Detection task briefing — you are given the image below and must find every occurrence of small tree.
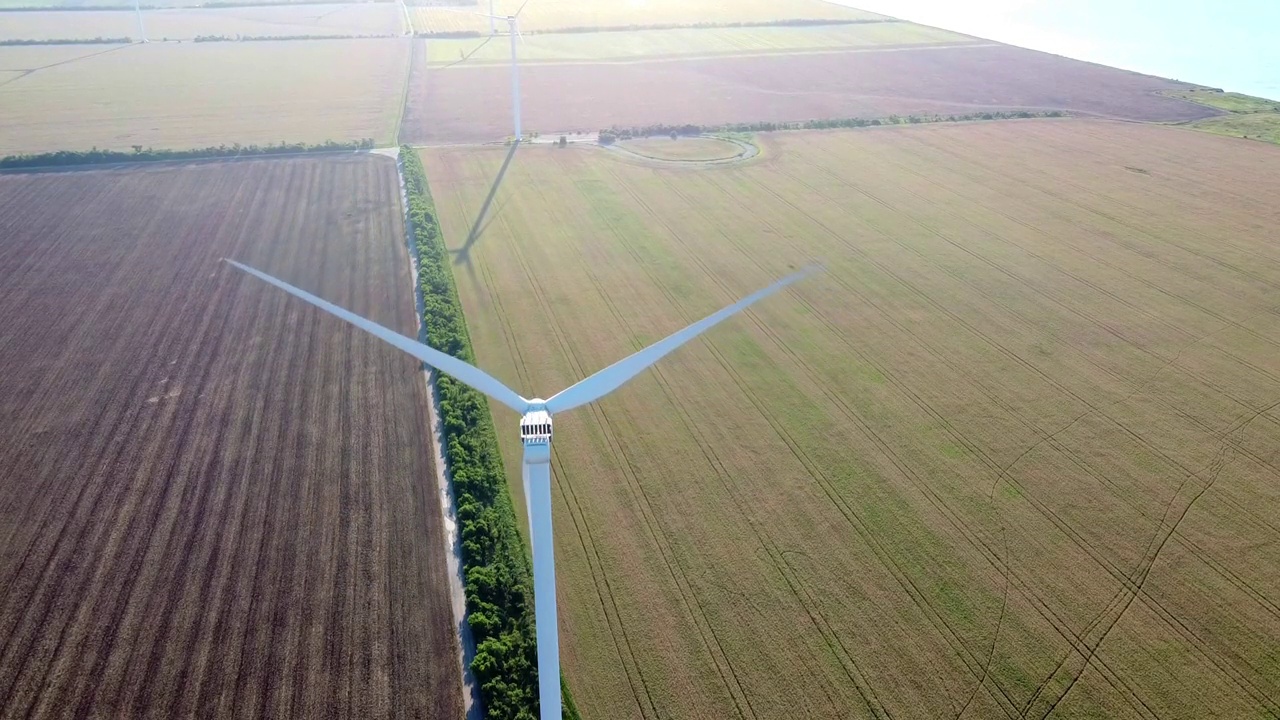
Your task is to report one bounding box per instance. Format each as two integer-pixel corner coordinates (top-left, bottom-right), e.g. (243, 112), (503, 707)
(558, 136), (567, 148)
(670, 131), (678, 140)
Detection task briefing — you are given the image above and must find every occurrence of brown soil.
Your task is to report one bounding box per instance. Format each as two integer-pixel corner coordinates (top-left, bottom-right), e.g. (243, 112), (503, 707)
(0, 155), (463, 719)
(403, 43), (1220, 144)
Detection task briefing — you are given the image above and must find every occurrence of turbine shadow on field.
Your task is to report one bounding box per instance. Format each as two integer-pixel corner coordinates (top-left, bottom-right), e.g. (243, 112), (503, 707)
(450, 140), (519, 280)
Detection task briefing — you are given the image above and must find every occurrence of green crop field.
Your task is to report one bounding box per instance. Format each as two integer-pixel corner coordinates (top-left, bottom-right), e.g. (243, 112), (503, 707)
(0, 38), (408, 154)
(422, 120), (1280, 720)
(1166, 88), (1280, 114)
(411, 0), (884, 35)
(1165, 89), (1280, 146)
(0, 3), (403, 41)
(617, 136), (746, 161)
(1191, 113), (1280, 144)
(425, 21), (975, 65)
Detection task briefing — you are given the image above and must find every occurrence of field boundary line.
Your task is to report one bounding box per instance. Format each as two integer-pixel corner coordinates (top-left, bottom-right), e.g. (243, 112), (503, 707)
(425, 39), (999, 69)
(0, 147), (379, 174)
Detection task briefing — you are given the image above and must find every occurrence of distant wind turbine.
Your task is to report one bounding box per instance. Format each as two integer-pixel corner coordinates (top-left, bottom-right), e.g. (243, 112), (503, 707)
(224, 258), (818, 720)
(437, 0), (533, 141)
(134, 0), (147, 43)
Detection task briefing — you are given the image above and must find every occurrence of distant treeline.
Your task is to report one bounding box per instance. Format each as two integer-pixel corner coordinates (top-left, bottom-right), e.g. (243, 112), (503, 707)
(400, 146), (581, 720)
(0, 36), (130, 44)
(597, 110), (1068, 143)
(416, 16), (900, 38)
(0, 0), (392, 10)
(192, 33), (390, 41)
(0, 138), (376, 170)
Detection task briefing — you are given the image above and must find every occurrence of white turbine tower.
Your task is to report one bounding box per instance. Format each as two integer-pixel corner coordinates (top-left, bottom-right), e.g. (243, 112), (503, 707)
(134, 0), (147, 43)
(437, 0), (531, 141)
(225, 259), (817, 720)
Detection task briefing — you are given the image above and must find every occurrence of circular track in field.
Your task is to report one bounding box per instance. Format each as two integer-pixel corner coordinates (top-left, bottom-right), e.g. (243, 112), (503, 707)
(607, 135), (759, 167)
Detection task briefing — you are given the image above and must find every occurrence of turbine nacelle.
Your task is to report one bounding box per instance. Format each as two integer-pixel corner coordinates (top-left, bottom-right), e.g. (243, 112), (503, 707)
(520, 402), (552, 445)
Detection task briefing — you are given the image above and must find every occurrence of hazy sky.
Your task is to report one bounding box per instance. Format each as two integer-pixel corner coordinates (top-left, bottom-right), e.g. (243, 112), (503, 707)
(830, 0), (1280, 99)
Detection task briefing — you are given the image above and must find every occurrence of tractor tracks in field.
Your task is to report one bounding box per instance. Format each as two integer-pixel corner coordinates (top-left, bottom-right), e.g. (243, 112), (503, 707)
(658, 172), (1043, 718)
(1026, 438), (1232, 719)
(764, 161), (1280, 715)
(801, 143), (1280, 532)
(910, 129), (1280, 372)
(741, 161), (1279, 716)
(896, 132), (1280, 417)
(786, 150), (1280, 552)
(1005, 124), (1280, 275)
(1027, 400), (1280, 719)
(533, 176), (766, 720)
(608, 168), (1030, 719)
(702, 167), (1190, 717)
(864, 136), (1280, 536)
(594, 174), (899, 719)
(0, 43), (135, 89)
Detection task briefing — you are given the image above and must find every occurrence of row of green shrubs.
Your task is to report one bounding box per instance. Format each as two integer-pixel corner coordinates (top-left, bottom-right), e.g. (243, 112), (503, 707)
(192, 33), (390, 42)
(400, 147), (580, 720)
(596, 109), (1068, 143)
(415, 16), (898, 38)
(0, 138), (375, 169)
(0, 37), (130, 45)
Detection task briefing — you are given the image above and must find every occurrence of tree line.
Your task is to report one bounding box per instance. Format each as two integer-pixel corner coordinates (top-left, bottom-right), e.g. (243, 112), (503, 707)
(0, 37), (130, 45)
(416, 16), (900, 38)
(596, 110), (1067, 144)
(0, 138), (376, 170)
(399, 146), (581, 720)
(192, 33), (390, 42)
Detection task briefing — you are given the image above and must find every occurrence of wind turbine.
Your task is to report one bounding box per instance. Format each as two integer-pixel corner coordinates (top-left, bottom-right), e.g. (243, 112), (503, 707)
(224, 259), (818, 720)
(437, 0), (532, 141)
(134, 0), (147, 43)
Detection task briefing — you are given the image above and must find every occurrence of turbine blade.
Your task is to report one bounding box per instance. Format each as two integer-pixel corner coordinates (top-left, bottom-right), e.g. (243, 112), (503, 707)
(545, 265), (820, 413)
(225, 259), (529, 413)
(515, 0), (533, 17)
(524, 444), (561, 720)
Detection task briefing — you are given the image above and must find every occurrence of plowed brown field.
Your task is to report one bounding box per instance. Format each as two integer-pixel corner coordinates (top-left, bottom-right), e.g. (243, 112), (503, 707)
(403, 43), (1217, 144)
(0, 155), (463, 719)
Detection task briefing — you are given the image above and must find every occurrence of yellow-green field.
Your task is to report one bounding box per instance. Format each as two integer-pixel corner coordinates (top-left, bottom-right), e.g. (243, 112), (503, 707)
(423, 120), (1280, 720)
(1190, 114), (1280, 144)
(426, 21), (974, 65)
(616, 136), (745, 162)
(411, 0), (884, 35)
(1166, 88), (1280, 114)
(0, 42), (120, 69)
(1165, 89), (1280, 146)
(0, 39), (408, 154)
(0, 3), (403, 41)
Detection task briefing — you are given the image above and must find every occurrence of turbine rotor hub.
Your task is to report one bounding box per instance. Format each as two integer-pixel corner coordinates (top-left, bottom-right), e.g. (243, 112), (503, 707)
(521, 404), (552, 444)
